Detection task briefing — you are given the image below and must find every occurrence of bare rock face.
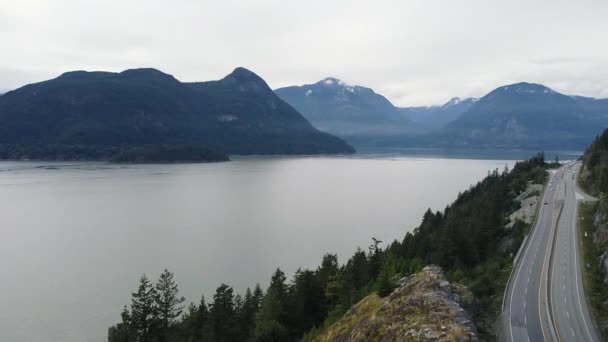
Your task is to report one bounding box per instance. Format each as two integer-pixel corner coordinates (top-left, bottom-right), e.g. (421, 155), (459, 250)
(314, 265), (479, 342)
(591, 194), (608, 284)
(506, 182), (543, 229)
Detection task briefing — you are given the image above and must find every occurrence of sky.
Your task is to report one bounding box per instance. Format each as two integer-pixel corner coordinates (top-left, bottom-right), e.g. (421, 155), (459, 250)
(1, 0), (608, 106)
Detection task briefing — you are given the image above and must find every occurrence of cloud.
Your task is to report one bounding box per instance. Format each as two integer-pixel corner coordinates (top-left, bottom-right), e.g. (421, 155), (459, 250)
(1, 0), (607, 105)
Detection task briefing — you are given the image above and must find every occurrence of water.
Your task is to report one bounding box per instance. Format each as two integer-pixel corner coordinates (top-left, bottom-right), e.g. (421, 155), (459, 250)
(0, 154), (537, 341)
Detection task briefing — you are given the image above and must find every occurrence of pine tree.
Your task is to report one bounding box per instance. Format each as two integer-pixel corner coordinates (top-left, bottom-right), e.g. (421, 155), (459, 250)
(130, 274), (157, 342)
(240, 288), (258, 340)
(252, 284), (264, 311)
(154, 269), (185, 342)
(197, 295), (210, 339)
(375, 265), (394, 297)
(255, 269), (289, 342)
(107, 306), (132, 342)
(209, 283), (237, 342)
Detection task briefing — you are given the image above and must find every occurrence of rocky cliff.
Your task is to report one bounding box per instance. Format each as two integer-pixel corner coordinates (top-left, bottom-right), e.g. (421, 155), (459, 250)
(313, 266), (479, 342)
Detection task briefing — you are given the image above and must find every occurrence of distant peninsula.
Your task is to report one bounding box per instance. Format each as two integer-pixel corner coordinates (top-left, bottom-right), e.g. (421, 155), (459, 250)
(109, 145), (229, 164)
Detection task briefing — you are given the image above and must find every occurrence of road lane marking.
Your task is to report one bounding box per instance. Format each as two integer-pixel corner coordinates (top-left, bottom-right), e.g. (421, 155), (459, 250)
(572, 201), (595, 341)
(509, 178), (552, 342)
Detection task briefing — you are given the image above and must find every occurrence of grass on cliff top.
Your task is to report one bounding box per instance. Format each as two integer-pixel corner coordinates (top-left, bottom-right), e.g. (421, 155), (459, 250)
(578, 201), (608, 338)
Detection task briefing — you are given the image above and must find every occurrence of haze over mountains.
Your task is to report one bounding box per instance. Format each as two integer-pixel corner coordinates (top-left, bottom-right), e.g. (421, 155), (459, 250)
(277, 79), (608, 150)
(275, 78), (416, 138)
(0, 67), (354, 160)
(399, 97), (478, 130)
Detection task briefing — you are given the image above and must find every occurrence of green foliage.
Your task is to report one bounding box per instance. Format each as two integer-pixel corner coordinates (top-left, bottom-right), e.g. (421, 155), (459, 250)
(130, 275), (157, 342)
(208, 284), (239, 342)
(109, 145), (229, 163)
(154, 270), (185, 342)
(581, 129), (608, 195)
(579, 202), (608, 338)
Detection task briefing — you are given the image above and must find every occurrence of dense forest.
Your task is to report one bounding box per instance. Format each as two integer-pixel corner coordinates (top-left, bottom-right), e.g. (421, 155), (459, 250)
(580, 128), (608, 195)
(108, 153), (552, 342)
(108, 145), (229, 163)
(579, 128), (608, 336)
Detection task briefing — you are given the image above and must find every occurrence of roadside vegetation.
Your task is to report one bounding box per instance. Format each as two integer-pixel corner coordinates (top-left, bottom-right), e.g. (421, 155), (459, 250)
(578, 201), (608, 337)
(107, 153), (552, 342)
(578, 128), (608, 338)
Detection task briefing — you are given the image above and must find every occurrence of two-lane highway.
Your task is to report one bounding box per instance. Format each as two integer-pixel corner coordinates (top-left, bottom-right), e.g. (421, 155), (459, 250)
(549, 164), (601, 342)
(502, 163), (602, 342)
(503, 168), (560, 342)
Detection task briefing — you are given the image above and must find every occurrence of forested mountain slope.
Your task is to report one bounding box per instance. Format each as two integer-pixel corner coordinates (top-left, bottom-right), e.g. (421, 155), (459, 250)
(0, 67), (354, 160)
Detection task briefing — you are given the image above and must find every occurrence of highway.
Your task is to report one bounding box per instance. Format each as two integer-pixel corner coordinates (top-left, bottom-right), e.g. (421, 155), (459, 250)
(502, 162), (602, 342)
(549, 163), (601, 341)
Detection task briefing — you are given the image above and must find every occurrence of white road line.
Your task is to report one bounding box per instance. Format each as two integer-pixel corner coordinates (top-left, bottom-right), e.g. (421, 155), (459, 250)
(567, 311), (570, 319)
(509, 183), (549, 342)
(572, 201), (595, 341)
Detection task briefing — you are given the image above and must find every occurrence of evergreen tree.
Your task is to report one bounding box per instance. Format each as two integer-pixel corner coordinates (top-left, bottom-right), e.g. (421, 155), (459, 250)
(108, 306), (132, 342)
(209, 283), (238, 342)
(375, 265), (394, 297)
(252, 284), (264, 310)
(290, 269), (326, 337)
(256, 269), (289, 342)
(154, 269), (185, 342)
(240, 288), (258, 340)
(197, 295), (210, 339)
(130, 274), (157, 342)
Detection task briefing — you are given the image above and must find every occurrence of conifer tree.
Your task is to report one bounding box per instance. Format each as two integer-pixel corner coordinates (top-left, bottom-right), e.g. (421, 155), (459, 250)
(154, 269), (185, 342)
(209, 283), (238, 342)
(252, 284), (264, 310)
(130, 274), (157, 342)
(256, 269), (289, 341)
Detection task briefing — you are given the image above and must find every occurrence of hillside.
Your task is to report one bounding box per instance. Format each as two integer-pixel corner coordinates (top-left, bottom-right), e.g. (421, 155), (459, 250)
(579, 128), (608, 335)
(275, 78), (418, 139)
(0, 67), (354, 160)
(313, 265), (478, 342)
(580, 128), (608, 195)
(440, 83), (601, 147)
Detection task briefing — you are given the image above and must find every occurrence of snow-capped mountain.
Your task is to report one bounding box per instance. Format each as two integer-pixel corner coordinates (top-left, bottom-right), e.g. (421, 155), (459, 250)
(275, 78), (418, 139)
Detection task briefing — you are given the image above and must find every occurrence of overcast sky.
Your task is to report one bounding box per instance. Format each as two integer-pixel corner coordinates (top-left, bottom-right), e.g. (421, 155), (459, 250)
(1, 0), (607, 106)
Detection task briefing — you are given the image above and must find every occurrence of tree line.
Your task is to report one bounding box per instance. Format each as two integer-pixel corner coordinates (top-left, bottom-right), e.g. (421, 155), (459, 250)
(109, 152), (551, 341)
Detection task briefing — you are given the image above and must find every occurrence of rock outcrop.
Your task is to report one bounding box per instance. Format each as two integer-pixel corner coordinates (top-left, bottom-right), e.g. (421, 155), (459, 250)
(314, 266), (479, 342)
(507, 183), (543, 228)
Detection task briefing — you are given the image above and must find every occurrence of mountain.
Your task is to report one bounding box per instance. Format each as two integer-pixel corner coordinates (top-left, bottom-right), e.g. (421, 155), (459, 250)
(437, 82), (608, 149)
(0, 67), (354, 160)
(399, 97), (478, 130)
(275, 78), (419, 139)
(372, 82), (608, 150)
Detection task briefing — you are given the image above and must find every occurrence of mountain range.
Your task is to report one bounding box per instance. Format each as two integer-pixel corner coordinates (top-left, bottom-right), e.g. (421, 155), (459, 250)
(276, 79), (608, 150)
(0, 67), (354, 160)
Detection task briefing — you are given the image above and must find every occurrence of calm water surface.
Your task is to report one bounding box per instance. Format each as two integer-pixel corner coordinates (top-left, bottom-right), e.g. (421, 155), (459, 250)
(1, 155), (523, 341)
